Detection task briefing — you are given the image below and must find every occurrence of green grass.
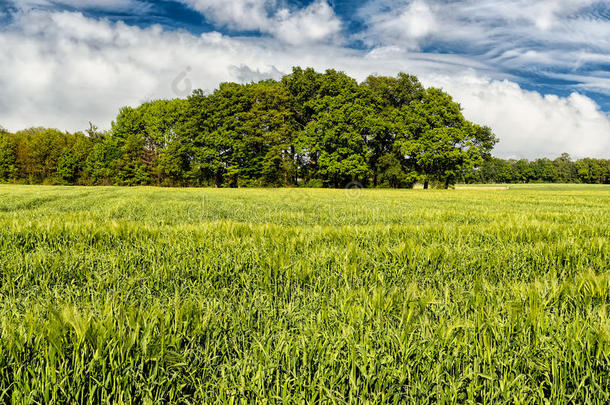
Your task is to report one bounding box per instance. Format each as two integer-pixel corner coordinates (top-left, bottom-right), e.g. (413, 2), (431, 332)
(0, 184), (609, 403)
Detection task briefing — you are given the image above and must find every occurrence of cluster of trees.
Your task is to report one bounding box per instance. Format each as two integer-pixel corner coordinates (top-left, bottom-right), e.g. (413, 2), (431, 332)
(0, 67), (497, 188)
(2, 67), (607, 188)
(464, 154), (610, 184)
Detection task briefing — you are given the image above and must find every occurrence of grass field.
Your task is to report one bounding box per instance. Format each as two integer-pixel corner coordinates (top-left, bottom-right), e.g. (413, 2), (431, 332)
(0, 184), (609, 403)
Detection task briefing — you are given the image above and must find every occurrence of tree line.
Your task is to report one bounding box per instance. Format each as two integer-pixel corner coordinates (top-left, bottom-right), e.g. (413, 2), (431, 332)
(464, 154), (610, 184)
(0, 67), (607, 188)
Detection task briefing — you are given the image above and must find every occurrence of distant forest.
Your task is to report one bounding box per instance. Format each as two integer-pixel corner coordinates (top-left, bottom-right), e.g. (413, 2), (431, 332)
(468, 154), (609, 185)
(0, 67), (608, 187)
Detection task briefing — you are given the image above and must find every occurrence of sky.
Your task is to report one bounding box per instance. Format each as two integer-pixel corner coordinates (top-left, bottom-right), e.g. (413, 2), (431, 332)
(0, 0), (609, 158)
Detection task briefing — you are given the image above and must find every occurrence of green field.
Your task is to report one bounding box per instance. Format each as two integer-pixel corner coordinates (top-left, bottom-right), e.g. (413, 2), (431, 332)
(0, 184), (609, 403)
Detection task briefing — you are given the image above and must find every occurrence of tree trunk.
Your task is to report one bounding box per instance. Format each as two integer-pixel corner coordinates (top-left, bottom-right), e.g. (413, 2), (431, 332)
(423, 180), (429, 189)
(215, 170), (223, 188)
(373, 167), (378, 187)
(444, 177), (450, 189)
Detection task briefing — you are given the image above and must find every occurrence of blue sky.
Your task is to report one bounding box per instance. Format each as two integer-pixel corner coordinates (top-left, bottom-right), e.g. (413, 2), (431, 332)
(1, 0), (609, 157)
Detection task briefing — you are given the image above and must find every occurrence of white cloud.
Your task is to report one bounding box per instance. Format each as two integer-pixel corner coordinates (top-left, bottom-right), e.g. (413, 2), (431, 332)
(271, 1), (341, 45)
(425, 75), (610, 159)
(492, 0), (599, 30)
(359, 0), (609, 57)
(178, 0), (342, 45)
(0, 9), (608, 159)
(357, 0), (610, 127)
(179, 0), (270, 31)
(362, 0), (438, 49)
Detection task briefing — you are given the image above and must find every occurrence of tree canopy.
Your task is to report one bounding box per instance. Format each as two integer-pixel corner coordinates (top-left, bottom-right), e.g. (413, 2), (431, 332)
(1, 67), (606, 187)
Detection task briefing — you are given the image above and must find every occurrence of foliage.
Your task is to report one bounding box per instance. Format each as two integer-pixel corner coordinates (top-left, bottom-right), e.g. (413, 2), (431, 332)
(0, 68), (501, 188)
(466, 153), (610, 184)
(0, 129), (17, 181)
(56, 149), (79, 184)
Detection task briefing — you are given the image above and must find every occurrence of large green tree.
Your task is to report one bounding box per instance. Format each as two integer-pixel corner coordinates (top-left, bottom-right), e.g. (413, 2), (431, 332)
(284, 69), (374, 187)
(362, 74), (426, 187)
(84, 136), (122, 185)
(240, 81), (295, 186)
(0, 129), (17, 182)
(553, 153), (577, 183)
(15, 128), (67, 183)
(576, 158), (609, 184)
(191, 82), (252, 187)
(111, 107), (151, 185)
(397, 88), (497, 188)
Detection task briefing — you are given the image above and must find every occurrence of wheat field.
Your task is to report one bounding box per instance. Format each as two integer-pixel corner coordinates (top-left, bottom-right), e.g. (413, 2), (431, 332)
(0, 184), (608, 403)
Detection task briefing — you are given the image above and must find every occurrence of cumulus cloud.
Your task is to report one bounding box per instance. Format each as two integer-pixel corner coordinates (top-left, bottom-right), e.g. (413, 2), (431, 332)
(425, 75), (610, 159)
(178, 0), (270, 31)
(271, 1), (341, 45)
(362, 0), (438, 49)
(0, 8), (608, 159)
(178, 0), (342, 44)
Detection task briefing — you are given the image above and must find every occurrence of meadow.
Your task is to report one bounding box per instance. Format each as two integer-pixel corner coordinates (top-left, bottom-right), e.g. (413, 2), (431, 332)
(0, 184), (608, 403)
